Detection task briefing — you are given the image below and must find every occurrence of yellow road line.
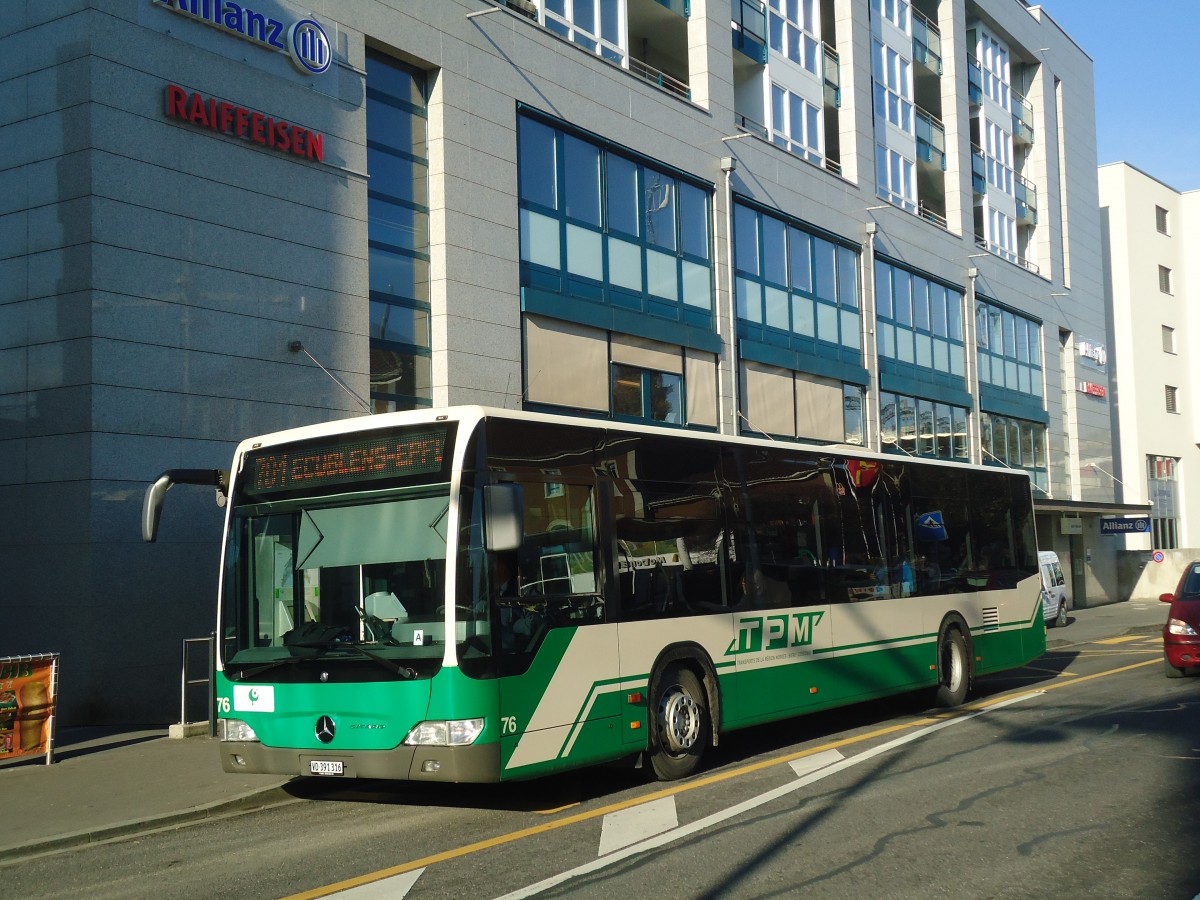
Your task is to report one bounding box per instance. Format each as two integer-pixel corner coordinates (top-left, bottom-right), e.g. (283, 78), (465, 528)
(1094, 635), (1145, 645)
(281, 656), (1159, 900)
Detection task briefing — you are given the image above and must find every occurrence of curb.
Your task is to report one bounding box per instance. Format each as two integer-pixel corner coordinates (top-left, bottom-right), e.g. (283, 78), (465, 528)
(0, 784), (296, 864)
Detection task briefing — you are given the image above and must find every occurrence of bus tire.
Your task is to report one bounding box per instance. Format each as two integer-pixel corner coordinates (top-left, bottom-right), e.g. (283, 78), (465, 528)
(650, 664), (708, 781)
(932, 627), (970, 708)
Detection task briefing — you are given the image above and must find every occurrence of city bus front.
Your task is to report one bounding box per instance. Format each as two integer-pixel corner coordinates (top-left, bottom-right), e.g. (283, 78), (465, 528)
(214, 415), (504, 782)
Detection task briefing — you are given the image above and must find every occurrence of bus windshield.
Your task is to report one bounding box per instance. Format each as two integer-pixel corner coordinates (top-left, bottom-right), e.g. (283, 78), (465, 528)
(220, 486), (467, 678)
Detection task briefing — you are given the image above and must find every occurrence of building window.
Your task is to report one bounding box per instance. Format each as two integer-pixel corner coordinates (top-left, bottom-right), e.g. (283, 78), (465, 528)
(1156, 205), (1169, 235)
(873, 41), (914, 132)
(1166, 385), (1178, 414)
(980, 411), (1047, 493)
(366, 51), (431, 412)
(544, 0), (624, 65)
(771, 84), (823, 164)
(975, 299), (1043, 400)
(875, 0), (911, 32)
(1159, 265), (1173, 294)
(876, 144), (916, 212)
(843, 384), (864, 445)
(518, 113), (714, 328)
(769, 0), (820, 74)
(1148, 455), (1179, 549)
(612, 364), (683, 425)
(1162, 325), (1176, 354)
(880, 391), (968, 461)
(875, 259), (966, 380)
(733, 202), (861, 355)
(977, 31), (1011, 111)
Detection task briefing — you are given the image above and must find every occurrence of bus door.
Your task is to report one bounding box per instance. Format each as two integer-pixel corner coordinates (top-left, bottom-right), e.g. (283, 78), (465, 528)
(495, 478), (622, 778)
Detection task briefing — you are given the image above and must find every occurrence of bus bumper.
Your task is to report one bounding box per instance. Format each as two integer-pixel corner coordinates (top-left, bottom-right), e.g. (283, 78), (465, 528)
(219, 740), (503, 782)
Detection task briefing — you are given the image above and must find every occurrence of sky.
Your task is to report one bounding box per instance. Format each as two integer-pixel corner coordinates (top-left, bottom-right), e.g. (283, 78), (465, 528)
(1040, 0), (1200, 192)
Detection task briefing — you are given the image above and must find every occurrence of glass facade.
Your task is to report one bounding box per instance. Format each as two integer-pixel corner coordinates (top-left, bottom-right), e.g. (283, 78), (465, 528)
(880, 391), (968, 461)
(875, 260), (965, 382)
(975, 300), (1043, 400)
(366, 51), (432, 411)
(980, 412), (1047, 492)
(734, 203), (861, 354)
(518, 113), (714, 329)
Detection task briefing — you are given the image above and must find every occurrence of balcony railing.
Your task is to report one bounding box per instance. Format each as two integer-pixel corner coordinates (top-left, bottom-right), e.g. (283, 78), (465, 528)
(654, 0), (689, 16)
(967, 54), (982, 106)
(919, 202), (948, 229)
(975, 238), (1040, 275)
(1015, 173), (1038, 225)
(1012, 88), (1034, 145)
(915, 106), (946, 170)
(732, 0), (768, 63)
(733, 113), (769, 140)
(971, 145), (987, 195)
(629, 56), (691, 101)
(823, 43), (841, 107)
(495, 0), (538, 20)
(912, 8), (942, 74)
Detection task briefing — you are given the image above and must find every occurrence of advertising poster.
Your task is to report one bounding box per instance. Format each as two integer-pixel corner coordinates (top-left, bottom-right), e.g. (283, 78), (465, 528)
(0, 653), (59, 762)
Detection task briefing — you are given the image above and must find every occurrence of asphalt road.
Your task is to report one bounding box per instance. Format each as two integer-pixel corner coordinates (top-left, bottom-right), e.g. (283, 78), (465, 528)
(6, 600), (1197, 900)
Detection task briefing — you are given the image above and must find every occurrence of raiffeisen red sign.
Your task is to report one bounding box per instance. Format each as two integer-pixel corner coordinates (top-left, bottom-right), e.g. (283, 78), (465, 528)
(165, 84), (324, 162)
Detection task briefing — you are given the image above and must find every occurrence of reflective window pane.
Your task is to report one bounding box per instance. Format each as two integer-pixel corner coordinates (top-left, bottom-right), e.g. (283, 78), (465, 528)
(606, 154), (639, 237)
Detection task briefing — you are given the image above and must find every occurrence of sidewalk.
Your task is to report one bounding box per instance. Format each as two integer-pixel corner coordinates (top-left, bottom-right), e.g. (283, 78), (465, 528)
(0, 727), (291, 862)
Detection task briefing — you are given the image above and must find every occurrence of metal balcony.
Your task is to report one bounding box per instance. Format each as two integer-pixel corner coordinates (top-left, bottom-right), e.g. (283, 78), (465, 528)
(732, 0), (768, 64)
(823, 43), (841, 107)
(912, 8), (942, 75)
(1012, 88), (1034, 145)
(1015, 173), (1038, 225)
(967, 55), (982, 107)
(916, 106), (946, 170)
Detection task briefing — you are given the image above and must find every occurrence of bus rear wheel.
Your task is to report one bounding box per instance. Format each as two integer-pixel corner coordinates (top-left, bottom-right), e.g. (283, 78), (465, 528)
(932, 628), (970, 708)
(650, 664), (708, 780)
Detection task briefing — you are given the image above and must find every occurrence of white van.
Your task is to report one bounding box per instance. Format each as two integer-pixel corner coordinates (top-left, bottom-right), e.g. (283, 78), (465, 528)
(1039, 550), (1070, 627)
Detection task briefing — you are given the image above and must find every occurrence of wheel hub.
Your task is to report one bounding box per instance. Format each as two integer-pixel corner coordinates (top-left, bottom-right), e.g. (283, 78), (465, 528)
(660, 687), (701, 754)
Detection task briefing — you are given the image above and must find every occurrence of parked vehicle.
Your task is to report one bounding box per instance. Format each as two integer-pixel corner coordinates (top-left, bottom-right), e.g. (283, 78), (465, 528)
(1039, 551), (1069, 628)
(1161, 561), (1200, 678)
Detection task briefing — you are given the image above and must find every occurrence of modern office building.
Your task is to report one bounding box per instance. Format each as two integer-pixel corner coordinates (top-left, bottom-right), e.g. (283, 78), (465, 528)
(2, 0), (1128, 724)
(1099, 162), (1200, 580)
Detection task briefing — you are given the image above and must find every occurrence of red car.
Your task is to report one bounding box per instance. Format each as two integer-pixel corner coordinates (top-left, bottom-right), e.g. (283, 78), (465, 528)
(1161, 562), (1200, 677)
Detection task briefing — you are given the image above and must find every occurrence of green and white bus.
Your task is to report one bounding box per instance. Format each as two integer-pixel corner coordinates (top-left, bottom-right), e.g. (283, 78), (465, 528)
(146, 406), (1045, 782)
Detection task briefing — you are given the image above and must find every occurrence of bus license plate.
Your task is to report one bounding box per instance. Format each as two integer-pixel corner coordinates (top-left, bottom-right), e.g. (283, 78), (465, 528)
(309, 760), (344, 776)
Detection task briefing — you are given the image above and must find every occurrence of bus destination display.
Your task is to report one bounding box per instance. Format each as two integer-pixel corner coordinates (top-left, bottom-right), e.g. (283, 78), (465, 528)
(243, 428), (449, 497)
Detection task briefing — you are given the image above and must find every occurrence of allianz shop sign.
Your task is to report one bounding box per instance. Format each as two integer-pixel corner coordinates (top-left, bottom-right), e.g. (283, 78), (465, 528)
(152, 0), (332, 75)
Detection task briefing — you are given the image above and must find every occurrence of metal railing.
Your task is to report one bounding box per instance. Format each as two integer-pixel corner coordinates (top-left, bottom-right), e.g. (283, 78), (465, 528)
(911, 7), (942, 74)
(180, 636), (215, 735)
(628, 56), (691, 101)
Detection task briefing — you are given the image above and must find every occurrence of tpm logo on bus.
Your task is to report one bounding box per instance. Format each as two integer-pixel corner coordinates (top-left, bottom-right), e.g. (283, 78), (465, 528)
(726, 612), (825, 657)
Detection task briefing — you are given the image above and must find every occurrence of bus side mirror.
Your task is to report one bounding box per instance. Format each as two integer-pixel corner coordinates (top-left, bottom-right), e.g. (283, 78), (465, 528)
(142, 469), (228, 542)
(484, 483), (524, 552)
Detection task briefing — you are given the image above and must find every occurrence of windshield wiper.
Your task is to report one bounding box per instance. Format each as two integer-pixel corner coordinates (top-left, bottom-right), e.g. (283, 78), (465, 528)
(283, 625), (417, 679)
(288, 638), (416, 679)
(231, 657), (301, 682)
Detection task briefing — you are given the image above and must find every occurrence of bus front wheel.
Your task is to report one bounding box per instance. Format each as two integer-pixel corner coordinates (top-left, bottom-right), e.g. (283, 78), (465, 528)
(650, 664), (708, 780)
(933, 627), (970, 708)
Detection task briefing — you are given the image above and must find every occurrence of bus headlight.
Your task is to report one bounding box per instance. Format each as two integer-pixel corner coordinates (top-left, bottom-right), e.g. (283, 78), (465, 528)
(403, 719), (485, 746)
(217, 718), (259, 742)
